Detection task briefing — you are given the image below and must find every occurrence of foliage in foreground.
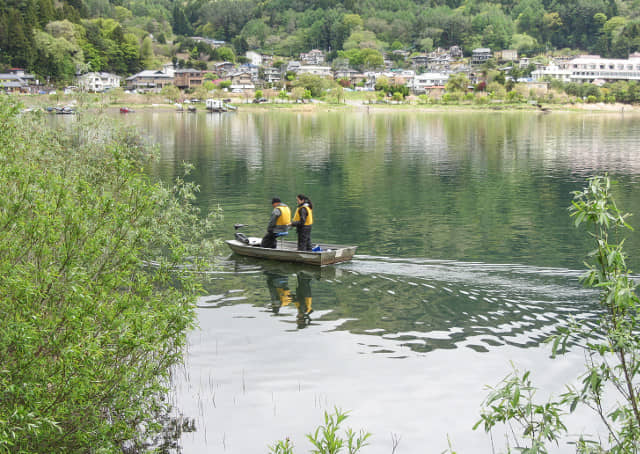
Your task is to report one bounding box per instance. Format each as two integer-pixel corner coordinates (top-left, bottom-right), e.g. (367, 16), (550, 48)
(0, 99), (218, 452)
(269, 407), (371, 454)
(475, 175), (640, 453)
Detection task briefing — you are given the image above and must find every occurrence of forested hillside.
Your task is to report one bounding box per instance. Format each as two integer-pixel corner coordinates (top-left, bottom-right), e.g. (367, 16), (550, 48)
(2, 0), (640, 82)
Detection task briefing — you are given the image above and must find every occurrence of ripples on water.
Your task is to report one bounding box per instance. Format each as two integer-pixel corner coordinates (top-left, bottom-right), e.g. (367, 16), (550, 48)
(197, 253), (599, 356)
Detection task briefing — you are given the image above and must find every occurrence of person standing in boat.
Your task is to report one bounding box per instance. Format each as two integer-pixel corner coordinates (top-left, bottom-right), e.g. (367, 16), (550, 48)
(261, 197), (291, 248)
(290, 194), (313, 251)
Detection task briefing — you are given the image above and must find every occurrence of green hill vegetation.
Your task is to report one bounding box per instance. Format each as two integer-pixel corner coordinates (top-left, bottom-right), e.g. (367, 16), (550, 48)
(1, 0), (640, 82)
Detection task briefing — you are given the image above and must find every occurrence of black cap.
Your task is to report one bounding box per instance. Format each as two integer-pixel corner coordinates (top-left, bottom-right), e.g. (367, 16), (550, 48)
(271, 197), (281, 204)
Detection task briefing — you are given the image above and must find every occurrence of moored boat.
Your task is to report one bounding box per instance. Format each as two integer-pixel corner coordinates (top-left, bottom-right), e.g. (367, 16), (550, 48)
(225, 238), (357, 266)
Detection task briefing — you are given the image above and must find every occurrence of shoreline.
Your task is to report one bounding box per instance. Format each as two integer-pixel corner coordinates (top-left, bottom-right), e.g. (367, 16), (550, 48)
(15, 93), (640, 115)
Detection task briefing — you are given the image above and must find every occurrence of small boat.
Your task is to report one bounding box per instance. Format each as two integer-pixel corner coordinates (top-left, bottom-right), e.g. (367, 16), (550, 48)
(119, 106), (134, 113)
(206, 98), (226, 112)
(206, 98), (237, 112)
(187, 105), (197, 113)
(226, 236), (357, 266)
(55, 106), (75, 115)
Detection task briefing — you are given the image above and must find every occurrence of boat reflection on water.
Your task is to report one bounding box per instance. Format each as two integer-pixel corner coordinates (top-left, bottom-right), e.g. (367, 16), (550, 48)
(265, 271), (314, 329)
(215, 254), (600, 354)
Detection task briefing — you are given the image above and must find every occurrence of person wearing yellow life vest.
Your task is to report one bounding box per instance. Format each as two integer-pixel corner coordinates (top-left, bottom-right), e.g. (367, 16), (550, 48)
(261, 197), (291, 248)
(290, 194), (313, 251)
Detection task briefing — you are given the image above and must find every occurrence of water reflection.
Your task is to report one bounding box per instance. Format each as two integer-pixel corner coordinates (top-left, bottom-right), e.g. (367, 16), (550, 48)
(199, 254), (599, 355)
(266, 271), (314, 329)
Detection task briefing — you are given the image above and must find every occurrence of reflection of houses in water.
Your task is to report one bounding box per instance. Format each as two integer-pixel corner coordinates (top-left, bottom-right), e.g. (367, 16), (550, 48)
(522, 117), (640, 175)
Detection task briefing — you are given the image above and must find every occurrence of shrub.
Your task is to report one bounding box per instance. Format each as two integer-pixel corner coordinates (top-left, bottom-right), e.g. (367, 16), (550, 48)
(0, 99), (218, 452)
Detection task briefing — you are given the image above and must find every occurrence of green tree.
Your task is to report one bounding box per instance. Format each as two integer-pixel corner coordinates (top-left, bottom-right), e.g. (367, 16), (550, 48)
(213, 46), (235, 62)
(445, 72), (469, 93)
(33, 29), (85, 82)
(172, 4), (193, 36)
(240, 19), (270, 49)
(292, 73), (333, 97)
(38, 0), (56, 28)
(161, 84), (181, 102)
(0, 99), (217, 452)
(140, 35), (154, 68)
(6, 9), (34, 69)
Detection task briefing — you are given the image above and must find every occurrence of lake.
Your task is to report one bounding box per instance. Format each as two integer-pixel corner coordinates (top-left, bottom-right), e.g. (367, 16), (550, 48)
(131, 108), (640, 453)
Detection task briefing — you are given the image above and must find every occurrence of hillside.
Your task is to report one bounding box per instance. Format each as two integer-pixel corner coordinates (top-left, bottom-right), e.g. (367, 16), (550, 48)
(1, 0), (640, 82)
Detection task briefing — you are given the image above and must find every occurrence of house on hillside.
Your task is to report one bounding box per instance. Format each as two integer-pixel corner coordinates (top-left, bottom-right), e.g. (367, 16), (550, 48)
(471, 48), (492, 65)
(391, 69), (415, 87)
(77, 72), (121, 92)
(239, 63), (259, 81)
(412, 72), (449, 95)
(531, 62), (571, 83)
(449, 46), (463, 59)
(334, 68), (360, 85)
(287, 61), (302, 73)
(214, 61), (236, 75)
(228, 71), (255, 92)
(495, 49), (518, 62)
(263, 67), (282, 84)
(0, 68), (39, 93)
(297, 65), (332, 77)
(126, 69), (173, 92)
(410, 54), (430, 68)
(300, 49), (325, 65)
(245, 51), (263, 66)
(173, 68), (203, 89)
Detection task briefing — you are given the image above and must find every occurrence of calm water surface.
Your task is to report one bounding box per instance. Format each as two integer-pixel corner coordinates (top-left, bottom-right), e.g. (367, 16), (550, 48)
(130, 109), (640, 453)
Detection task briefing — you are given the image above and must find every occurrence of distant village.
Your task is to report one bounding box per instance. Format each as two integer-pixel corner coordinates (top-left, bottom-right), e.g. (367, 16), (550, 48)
(3, 42), (640, 99)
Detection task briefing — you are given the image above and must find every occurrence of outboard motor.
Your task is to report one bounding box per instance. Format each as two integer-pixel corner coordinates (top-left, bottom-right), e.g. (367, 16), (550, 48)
(235, 232), (250, 244)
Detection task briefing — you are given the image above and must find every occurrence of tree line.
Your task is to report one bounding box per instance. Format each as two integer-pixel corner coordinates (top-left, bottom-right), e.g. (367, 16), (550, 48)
(2, 0), (640, 83)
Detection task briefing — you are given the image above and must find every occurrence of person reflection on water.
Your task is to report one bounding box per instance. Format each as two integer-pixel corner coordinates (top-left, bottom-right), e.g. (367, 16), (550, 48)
(264, 271), (313, 328)
(294, 272), (313, 328)
(290, 194), (313, 251)
(265, 271), (292, 314)
(261, 197), (291, 249)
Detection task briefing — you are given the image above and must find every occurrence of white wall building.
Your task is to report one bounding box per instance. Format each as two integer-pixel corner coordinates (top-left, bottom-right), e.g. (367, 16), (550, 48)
(531, 62), (572, 83)
(562, 54), (640, 82)
(297, 65), (332, 77)
(412, 72), (449, 93)
(78, 72), (122, 92)
(245, 51), (263, 66)
(300, 49), (325, 65)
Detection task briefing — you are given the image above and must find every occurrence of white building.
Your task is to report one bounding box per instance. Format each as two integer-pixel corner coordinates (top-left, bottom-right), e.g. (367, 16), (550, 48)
(263, 67), (282, 84)
(412, 72), (449, 93)
(561, 54), (640, 82)
(245, 51), (263, 66)
(531, 62), (572, 83)
(77, 72), (121, 92)
(472, 48), (492, 65)
(297, 65), (332, 77)
(300, 49), (325, 65)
